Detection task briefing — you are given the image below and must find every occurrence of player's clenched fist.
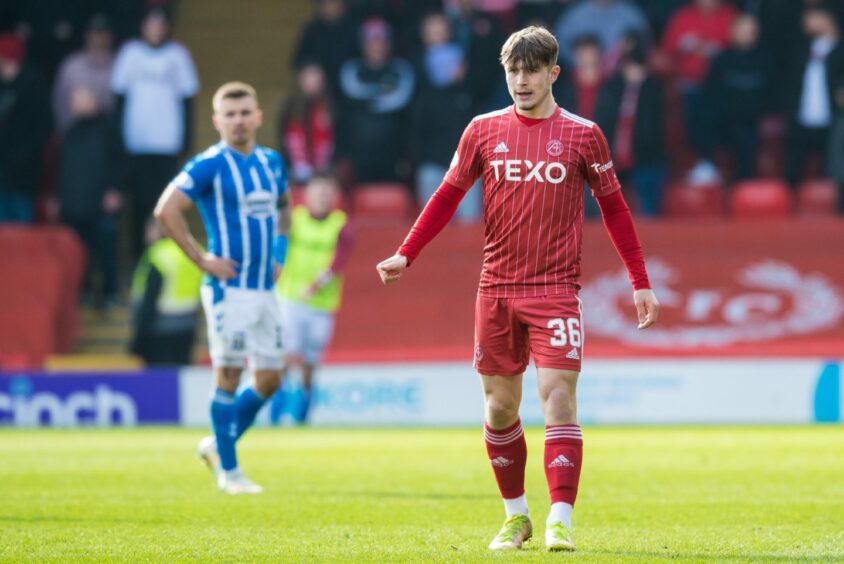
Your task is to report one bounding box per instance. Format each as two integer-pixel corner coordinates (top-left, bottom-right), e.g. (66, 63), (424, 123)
(376, 254), (408, 285)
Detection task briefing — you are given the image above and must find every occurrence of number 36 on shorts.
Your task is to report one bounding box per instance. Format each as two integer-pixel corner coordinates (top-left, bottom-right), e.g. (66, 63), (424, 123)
(547, 317), (581, 347)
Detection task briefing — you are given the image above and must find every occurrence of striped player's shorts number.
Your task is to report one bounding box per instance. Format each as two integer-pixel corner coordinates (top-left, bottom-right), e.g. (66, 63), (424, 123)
(547, 318), (581, 347)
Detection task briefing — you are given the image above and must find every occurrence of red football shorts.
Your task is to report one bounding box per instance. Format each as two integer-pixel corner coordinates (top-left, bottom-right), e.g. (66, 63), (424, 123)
(474, 293), (584, 375)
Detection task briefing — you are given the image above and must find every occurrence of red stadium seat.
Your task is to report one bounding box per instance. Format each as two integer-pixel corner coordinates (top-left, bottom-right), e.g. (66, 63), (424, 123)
(796, 179), (839, 217)
(351, 183), (415, 224)
(664, 183), (724, 218)
(0, 226), (82, 366)
(730, 179), (792, 219)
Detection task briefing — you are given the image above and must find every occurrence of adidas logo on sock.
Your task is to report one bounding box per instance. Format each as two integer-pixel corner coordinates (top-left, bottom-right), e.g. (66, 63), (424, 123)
(490, 456), (514, 468)
(566, 348), (580, 360)
(548, 454), (574, 468)
(493, 142), (509, 153)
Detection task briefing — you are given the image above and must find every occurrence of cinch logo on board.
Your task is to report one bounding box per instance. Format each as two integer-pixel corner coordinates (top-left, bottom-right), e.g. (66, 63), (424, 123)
(0, 380), (138, 427)
(489, 160), (568, 184)
(582, 259), (844, 348)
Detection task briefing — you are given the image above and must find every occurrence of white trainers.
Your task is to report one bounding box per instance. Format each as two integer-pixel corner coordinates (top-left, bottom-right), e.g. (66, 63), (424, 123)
(488, 514), (532, 550)
(545, 521), (575, 552)
(217, 469), (264, 495)
(197, 435), (220, 480)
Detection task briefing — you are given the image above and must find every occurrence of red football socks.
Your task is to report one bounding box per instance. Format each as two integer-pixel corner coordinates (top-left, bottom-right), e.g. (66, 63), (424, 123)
(484, 418), (528, 499)
(544, 424), (583, 505)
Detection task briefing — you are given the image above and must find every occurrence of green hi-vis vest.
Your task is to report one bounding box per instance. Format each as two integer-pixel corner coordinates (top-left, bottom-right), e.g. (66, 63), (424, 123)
(277, 206), (348, 312)
(131, 239), (203, 315)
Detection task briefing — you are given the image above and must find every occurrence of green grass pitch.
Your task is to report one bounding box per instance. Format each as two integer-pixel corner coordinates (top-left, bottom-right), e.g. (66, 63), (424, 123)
(1, 426), (842, 562)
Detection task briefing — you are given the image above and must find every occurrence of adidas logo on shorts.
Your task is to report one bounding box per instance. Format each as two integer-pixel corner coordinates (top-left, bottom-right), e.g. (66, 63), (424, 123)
(566, 348), (580, 360)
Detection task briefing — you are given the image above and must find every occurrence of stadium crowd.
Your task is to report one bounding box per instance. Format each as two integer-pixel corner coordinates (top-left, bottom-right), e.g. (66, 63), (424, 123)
(1, 0), (843, 309)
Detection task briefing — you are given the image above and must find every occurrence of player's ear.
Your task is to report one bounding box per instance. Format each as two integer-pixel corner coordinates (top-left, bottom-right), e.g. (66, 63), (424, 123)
(255, 108), (264, 128)
(211, 112), (220, 133)
(549, 64), (561, 84)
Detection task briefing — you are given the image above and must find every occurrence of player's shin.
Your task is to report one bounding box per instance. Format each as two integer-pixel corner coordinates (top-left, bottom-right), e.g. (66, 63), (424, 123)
(484, 418), (529, 516)
(543, 425), (583, 528)
(210, 388), (238, 471)
(234, 386), (267, 440)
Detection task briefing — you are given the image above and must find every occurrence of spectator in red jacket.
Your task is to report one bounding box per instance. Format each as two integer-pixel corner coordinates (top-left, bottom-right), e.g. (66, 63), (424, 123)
(662, 0), (736, 184)
(279, 63), (335, 186)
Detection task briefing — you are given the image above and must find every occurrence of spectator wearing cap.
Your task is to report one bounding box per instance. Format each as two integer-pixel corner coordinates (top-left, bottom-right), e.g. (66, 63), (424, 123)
(0, 33), (52, 223)
(411, 12), (480, 222)
(337, 18), (415, 184)
(111, 8), (198, 261)
(53, 14), (116, 136)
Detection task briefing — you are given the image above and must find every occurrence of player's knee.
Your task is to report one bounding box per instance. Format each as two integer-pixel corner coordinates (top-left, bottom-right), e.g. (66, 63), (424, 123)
(543, 387), (576, 421)
(485, 394), (520, 426)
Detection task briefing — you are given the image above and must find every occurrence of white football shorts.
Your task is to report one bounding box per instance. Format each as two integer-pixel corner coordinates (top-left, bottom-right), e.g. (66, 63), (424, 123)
(279, 298), (336, 365)
(201, 286), (284, 370)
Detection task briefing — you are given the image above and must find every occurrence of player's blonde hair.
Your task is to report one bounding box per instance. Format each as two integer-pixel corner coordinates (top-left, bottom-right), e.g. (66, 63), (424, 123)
(499, 26), (559, 71)
(212, 81), (259, 111)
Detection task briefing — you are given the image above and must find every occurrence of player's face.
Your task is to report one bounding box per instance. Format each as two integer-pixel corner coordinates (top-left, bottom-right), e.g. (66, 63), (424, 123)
(305, 178), (339, 216)
(213, 96), (263, 149)
(505, 62), (560, 115)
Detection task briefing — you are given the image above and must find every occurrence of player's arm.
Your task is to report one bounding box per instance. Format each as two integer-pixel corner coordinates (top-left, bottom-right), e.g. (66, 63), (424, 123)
(586, 125), (660, 329)
(305, 222), (355, 298)
(153, 184), (237, 280)
(272, 168), (292, 282)
(376, 181), (466, 284)
(376, 120), (481, 285)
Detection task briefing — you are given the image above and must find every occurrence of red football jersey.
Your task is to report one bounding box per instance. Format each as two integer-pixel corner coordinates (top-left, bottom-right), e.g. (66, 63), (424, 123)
(445, 104), (621, 298)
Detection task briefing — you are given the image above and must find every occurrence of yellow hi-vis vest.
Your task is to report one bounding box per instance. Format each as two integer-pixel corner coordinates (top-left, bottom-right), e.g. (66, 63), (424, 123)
(132, 239), (202, 315)
(277, 206), (347, 312)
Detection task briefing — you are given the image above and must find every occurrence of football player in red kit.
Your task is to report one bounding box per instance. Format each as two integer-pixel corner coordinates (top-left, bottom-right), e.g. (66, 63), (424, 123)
(377, 26), (659, 552)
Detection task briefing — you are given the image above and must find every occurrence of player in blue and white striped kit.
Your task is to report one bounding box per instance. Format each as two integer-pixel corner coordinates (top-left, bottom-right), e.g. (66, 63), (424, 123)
(155, 82), (290, 494)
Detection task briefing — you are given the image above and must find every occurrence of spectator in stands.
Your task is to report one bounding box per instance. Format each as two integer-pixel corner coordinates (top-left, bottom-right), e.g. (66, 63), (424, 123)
(553, 0), (649, 69)
(293, 0), (359, 97)
(112, 7), (198, 260)
(55, 86), (122, 308)
(784, 2), (843, 187)
(279, 63), (335, 186)
(0, 34), (52, 223)
(595, 44), (666, 216)
(53, 14), (115, 136)
(411, 12), (480, 221)
(446, 0), (505, 113)
(634, 0), (689, 39)
(517, 0), (575, 30)
(662, 0), (736, 185)
(704, 13), (770, 180)
(555, 35), (606, 219)
(337, 18), (414, 184)
(829, 80), (844, 213)
(129, 217), (203, 366)
(7, 0), (83, 82)
(554, 35), (605, 121)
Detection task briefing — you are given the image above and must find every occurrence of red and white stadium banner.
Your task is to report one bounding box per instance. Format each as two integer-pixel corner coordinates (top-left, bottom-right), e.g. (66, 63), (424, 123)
(330, 219), (844, 361)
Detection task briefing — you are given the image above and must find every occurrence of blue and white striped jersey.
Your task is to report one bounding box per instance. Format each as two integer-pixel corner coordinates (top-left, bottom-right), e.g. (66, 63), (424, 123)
(172, 142), (288, 291)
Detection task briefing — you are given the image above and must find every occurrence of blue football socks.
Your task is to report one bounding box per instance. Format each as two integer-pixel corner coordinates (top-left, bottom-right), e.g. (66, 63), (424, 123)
(235, 386), (267, 440)
(210, 388), (238, 471)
